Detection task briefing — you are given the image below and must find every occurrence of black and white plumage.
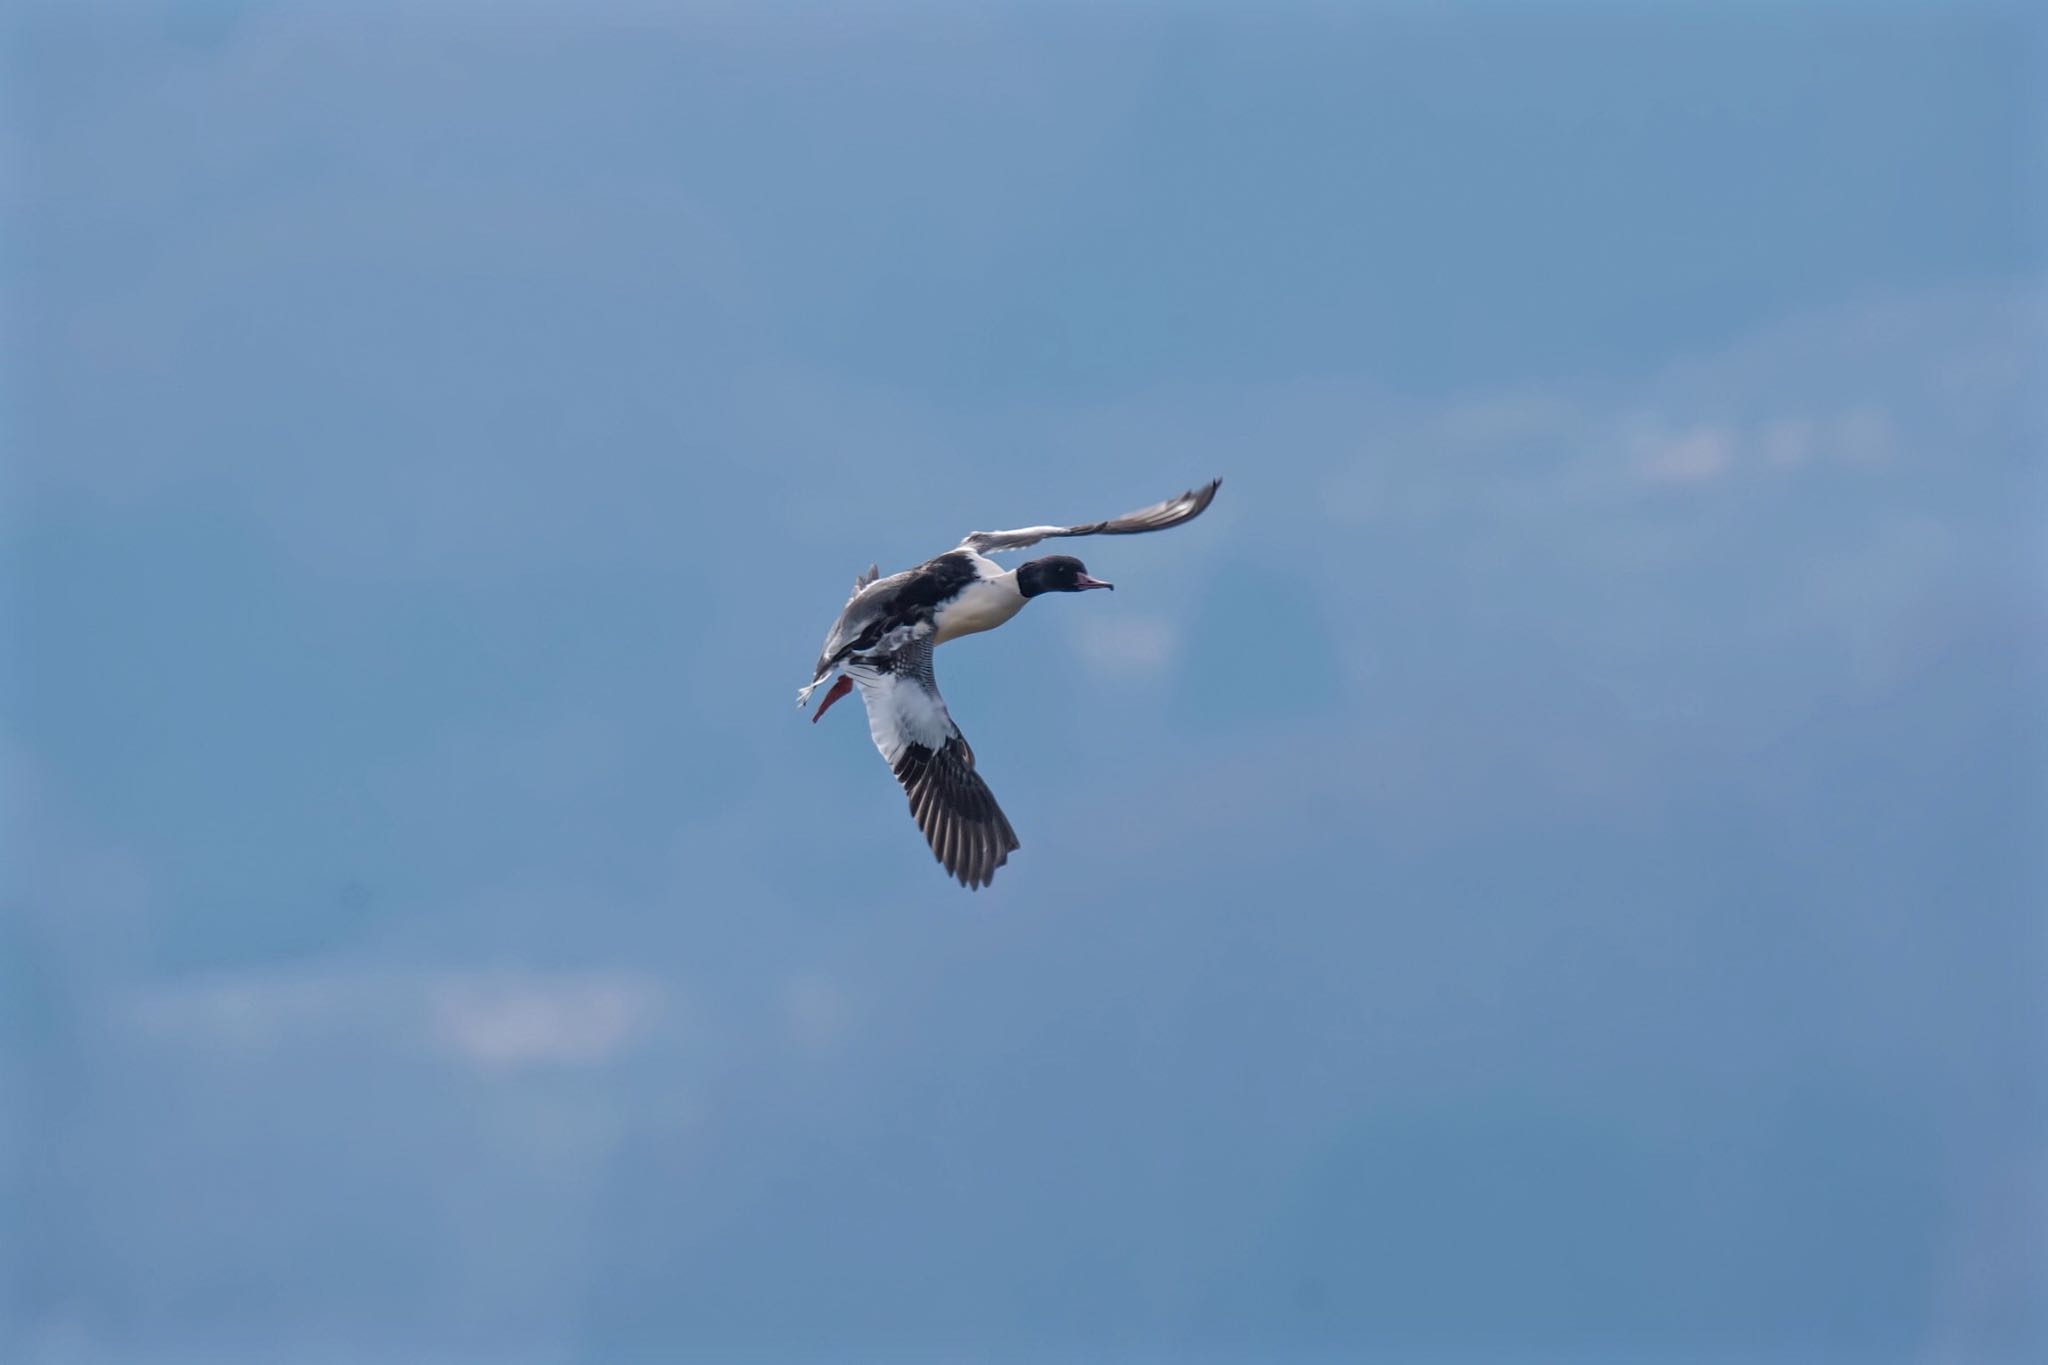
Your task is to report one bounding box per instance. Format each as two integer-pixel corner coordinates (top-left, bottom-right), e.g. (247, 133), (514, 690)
(798, 479), (1221, 889)
(955, 480), (1223, 554)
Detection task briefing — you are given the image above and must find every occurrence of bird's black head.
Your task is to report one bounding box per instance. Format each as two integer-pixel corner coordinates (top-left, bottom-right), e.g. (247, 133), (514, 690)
(1017, 554), (1114, 597)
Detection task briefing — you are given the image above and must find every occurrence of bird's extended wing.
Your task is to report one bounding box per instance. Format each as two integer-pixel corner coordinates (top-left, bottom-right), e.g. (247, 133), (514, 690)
(847, 638), (1019, 889)
(958, 477), (1222, 555)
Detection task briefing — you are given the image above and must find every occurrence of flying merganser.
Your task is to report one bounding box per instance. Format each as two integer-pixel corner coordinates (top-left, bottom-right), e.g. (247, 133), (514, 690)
(798, 479), (1221, 889)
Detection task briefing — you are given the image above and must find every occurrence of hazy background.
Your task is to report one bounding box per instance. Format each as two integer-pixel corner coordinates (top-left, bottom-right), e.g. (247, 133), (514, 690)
(6, 2), (2045, 1362)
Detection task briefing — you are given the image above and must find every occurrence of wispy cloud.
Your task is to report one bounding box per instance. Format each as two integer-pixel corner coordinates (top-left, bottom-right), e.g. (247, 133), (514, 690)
(430, 970), (663, 1069)
(1319, 280), (2037, 518)
(1068, 613), (1179, 681)
(131, 966), (668, 1071)
(1633, 424), (1735, 485)
(1631, 406), (1900, 486)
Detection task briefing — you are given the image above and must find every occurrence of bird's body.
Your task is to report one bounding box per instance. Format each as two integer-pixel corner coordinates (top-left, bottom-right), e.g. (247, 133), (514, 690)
(808, 549), (1022, 675)
(930, 556), (1028, 644)
(799, 479), (1221, 888)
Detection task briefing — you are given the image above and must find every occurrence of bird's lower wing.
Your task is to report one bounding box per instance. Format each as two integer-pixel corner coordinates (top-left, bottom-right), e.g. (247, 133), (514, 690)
(957, 477), (1221, 554)
(891, 733), (1019, 891)
(849, 641), (1019, 889)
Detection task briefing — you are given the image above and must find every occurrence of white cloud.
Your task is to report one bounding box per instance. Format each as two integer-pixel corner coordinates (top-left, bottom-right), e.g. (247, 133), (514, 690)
(129, 970), (393, 1050)
(1628, 409), (1895, 485)
(1321, 280), (2035, 518)
(130, 965), (668, 1071)
(1634, 424), (1734, 485)
(1069, 614), (1179, 681)
(430, 970), (662, 1070)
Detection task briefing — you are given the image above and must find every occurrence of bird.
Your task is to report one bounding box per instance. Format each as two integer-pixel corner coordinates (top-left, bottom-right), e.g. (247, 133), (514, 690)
(798, 478), (1223, 889)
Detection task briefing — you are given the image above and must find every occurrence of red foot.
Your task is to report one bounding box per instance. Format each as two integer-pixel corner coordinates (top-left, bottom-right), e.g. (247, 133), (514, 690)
(811, 674), (854, 724)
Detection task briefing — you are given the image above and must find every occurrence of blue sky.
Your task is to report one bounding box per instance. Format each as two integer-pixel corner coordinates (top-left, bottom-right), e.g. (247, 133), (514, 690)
(5, 3), (2045, 1362)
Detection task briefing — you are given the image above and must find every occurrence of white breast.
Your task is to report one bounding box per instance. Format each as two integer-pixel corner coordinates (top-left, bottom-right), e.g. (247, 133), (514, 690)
(931, 571), (1026, 644)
